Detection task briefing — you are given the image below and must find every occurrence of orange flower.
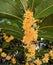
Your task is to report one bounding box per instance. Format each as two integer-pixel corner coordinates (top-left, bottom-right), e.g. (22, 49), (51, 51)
(6, 55), (11, 60)
(1, 52), (7, 58)
(11, 58), (16, 64)
(42, 53), (49, 63)
(34, 58), (42, 65)
(44, 53), (49, 57)
(24, 10), (33, 18)
(42, 57), (49, 63)
(23, 18), (36, 30)
(25, 44), (36, 61)
(3, 33), (14, 42)
(6, 35), (14, 42)
(49, 49), (53, 59)
(23, 36), (31, 44)
(23, 28), (38, 44)
(28, 44), (36, 53)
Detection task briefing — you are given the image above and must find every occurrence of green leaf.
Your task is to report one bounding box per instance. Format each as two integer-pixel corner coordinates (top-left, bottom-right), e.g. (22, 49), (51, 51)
(20, 0), (28, 11)
(2, 42), (10, 49)
(39, 14), (53, 41)
(4, 19), (23, 31)
(0, 0), (25, 39)
(35, 0), (53, 18)
(27, 0), (43, 12)
(0, 22), (23, 39)
(0, 0), (25, 20)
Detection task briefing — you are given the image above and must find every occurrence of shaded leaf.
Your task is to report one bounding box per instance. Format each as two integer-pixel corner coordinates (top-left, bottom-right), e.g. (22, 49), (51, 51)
(2, 42), (10, 49)
(0, 22), (23, 39)
(39, 15), (53, 41)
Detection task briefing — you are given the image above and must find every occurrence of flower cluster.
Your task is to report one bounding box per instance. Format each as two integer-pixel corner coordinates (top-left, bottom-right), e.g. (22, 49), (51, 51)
(23, 10), (38, 44)
(0, 48), (16, 64)
(34, 58), (42, 65)
(33, 49), (53, 65)
(23, 10), (39, 65)
(3, 33), (14, 42)
(25, 44), (36, 61)
(49, 49), (53, 59)
(23, 29), (38, 44)
(42, 53), (49, 63)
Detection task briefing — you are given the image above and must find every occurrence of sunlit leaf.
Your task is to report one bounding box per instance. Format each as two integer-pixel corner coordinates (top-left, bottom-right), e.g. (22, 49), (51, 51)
(35, 0), (53, 18)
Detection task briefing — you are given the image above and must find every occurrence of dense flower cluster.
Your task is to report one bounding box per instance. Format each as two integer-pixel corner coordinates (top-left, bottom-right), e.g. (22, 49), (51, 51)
(23, 10), (38, 44)
(23, 28), (38, 44)
(23, 10), (39, 65)
(25, 44), (36, 61)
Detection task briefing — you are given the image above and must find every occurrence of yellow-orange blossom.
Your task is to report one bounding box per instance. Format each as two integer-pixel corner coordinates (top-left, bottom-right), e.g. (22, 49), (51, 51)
(23, 10), (38, 44)
(23, 10), (39, 65)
